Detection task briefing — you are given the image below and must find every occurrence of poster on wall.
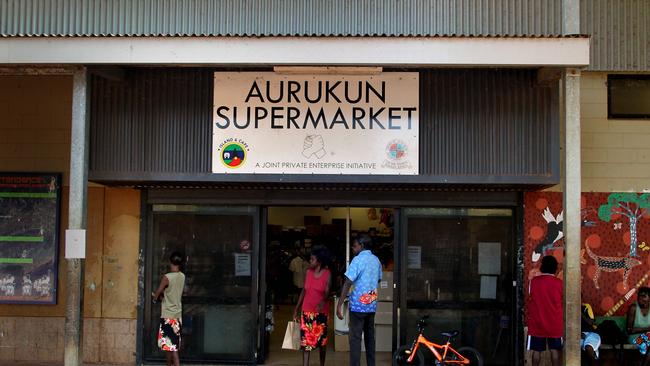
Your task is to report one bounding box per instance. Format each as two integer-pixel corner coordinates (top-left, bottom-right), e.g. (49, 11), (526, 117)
(212, 72), (419, 175)
(407, 246), (422, 269)
(0, 173), (61, 304)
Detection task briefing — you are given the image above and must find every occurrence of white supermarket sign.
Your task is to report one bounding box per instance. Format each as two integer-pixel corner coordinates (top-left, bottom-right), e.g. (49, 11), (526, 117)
(212, 72), (419, 175)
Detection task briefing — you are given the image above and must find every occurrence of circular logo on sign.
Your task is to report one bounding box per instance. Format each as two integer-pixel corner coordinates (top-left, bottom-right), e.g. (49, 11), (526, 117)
(220, 142), (246, 168)
(386, 140), (408, 161)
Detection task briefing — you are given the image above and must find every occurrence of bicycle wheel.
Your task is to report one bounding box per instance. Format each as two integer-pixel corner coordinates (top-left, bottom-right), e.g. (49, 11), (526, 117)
(456, 347), (483, 366)
(393, 345), (424, 366)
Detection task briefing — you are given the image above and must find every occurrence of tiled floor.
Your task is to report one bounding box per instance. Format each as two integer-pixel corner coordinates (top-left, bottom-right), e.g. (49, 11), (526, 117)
(264, 304), (391, 366)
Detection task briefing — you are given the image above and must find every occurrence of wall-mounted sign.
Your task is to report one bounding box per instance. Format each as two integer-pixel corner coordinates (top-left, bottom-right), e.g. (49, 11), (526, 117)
(213, 72), (419, 175)
(0, 173), (61, 304)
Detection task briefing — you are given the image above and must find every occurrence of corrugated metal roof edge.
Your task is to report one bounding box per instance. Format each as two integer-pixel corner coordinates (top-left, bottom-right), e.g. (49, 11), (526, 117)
(104, 181), (552, 192)
(0, 34), (589, 38)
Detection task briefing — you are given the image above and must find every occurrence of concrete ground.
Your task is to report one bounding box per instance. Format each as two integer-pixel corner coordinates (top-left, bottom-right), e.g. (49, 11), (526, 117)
(11, 304), (392, 366)
(13, 351), (392, 366)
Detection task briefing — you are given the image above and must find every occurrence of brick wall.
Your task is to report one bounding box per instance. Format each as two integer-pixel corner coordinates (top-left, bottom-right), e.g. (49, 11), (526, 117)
(0, 317), (136, 363)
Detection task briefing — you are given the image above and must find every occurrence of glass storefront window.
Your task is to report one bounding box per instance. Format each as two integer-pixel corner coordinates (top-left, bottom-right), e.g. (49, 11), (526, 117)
(144, 205), (258, 363)
(403, 208), (515, 365)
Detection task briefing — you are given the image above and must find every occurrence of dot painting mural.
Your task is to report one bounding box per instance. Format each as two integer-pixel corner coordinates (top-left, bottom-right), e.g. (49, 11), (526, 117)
(524, 192), (650, 317)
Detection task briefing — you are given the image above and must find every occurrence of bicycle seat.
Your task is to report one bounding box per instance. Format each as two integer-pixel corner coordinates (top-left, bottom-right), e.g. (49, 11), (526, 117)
(441, 330), (459, 338)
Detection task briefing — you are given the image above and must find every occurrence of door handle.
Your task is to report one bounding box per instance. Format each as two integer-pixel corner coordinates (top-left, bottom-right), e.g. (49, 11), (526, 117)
(425, 280), (430, 301)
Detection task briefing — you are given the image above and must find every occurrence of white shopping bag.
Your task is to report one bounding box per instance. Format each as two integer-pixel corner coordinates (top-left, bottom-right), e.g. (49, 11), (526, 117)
(281, 321), (301, 350)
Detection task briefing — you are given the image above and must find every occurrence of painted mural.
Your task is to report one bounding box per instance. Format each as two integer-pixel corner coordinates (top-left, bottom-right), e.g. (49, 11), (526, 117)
(525, 192), (650, 317)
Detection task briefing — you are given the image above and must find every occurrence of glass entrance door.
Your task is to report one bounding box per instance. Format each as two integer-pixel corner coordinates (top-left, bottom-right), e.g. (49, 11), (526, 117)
(143, 205), (259, 364)
(399, 208), (515, 365)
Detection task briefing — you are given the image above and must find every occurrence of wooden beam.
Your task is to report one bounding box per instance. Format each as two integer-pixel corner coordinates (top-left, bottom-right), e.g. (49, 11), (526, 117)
(0, 65), (76, 75)
(89, 66), (126, 82)
(537, 67), (562, 86)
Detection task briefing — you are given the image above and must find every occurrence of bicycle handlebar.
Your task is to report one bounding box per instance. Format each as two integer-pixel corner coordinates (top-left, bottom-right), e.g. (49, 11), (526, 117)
(417, 316), (429, 332)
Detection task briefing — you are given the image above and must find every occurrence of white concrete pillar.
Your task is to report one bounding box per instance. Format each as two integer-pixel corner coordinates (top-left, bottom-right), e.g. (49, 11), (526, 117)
(64, 67), (89, 366)
(563, 68), (581, 366)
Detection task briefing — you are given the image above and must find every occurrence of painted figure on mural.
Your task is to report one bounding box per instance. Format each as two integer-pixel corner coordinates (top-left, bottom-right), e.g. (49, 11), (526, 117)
(599, 193), (650, 258)
(153, 252), (186, 366)
(337, 234), (382, 366)
(293, 246), (332, 366)
(531, 207), (564, 263)
(527, 255), (563, 366)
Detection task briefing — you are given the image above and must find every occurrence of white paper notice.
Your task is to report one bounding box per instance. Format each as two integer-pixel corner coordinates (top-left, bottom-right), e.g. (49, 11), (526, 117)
(65, 229), (86, 259)
(234, 253), (251, 276)
(407, 246), (421, 269)
(480, 275), (498, 299)
(478, 242), (501, 275)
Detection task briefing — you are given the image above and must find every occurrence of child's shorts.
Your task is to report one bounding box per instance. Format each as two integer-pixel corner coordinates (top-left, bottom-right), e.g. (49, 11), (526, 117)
(527, 335), (563, 352)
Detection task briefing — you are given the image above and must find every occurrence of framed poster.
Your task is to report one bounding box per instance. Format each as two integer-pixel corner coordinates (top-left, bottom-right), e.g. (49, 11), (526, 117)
(0, 173), (61, 304)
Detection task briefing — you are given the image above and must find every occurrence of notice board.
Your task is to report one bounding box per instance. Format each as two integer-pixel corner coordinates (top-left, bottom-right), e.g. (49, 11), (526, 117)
(0, 173), (61, 304)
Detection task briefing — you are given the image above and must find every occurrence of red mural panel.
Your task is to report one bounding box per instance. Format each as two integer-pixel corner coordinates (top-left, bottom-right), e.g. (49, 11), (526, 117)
(524, 192), (650, 317)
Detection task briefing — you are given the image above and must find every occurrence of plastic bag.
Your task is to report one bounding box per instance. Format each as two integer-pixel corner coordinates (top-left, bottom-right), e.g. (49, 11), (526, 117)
(282, 321), (301, 350)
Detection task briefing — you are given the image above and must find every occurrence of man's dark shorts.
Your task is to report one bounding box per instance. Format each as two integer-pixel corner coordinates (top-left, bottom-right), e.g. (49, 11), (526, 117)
(527, 335), (563, 352)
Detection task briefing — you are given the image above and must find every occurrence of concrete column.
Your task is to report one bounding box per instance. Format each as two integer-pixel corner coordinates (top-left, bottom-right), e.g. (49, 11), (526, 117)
(64, 67), (89, 366)
(563, 68), (581, 366)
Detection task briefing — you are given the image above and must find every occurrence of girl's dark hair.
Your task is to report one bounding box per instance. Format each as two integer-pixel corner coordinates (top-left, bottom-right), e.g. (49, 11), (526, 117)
(311, 246), (331, 268)
(170, 251), (184, 266)
(540, 255), (558, 274)
(639, 287), (650, 297)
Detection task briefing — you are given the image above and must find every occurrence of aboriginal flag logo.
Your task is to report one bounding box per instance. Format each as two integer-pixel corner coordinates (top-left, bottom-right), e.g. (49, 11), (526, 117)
(221, 142), (246, 168)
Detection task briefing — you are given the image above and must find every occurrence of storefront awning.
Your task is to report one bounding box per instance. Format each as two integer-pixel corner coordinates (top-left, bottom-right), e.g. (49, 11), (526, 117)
(0, 36), (589, 67)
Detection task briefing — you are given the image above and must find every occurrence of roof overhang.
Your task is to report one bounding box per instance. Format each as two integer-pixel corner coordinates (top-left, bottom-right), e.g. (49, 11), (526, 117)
(0, 36), (589, 67)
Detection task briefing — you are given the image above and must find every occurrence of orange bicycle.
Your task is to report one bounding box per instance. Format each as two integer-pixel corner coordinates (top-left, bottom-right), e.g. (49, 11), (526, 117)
(393, 315), (483, 366)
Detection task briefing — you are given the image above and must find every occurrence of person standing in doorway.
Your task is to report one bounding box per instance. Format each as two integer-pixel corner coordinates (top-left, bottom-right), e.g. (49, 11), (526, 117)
(527, 255), (563, 366)
(336, 234), (382, 366)
(290, 249), (308, 302)
(153, 252), (186, 366)
(293, 246), (332, 366)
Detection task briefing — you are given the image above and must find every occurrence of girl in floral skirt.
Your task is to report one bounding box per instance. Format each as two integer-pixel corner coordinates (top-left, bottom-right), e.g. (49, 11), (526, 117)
(294, 246), (332, 366)
(153, 252), (185, 366)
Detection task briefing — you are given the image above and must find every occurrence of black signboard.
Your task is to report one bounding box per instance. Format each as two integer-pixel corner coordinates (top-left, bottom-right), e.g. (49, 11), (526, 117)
(0, 173), (61, 304)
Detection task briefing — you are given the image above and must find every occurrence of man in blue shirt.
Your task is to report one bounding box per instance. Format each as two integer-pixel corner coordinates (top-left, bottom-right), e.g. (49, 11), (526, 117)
(337, 234), (382, 366)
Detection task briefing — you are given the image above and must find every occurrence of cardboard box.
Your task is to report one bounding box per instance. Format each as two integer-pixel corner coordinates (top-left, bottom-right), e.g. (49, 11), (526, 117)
(375, 301), (393, 325)
(335, 334), (349, 352)
(334, 334), (367, 352)
(377, 271), (394, 301)
(306, 225), (321, 237)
